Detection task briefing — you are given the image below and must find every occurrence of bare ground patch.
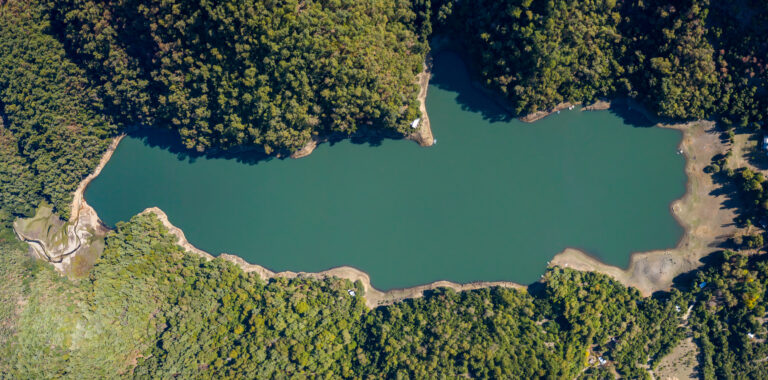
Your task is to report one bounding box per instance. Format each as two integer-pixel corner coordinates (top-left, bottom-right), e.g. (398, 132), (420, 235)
(405, 56), (435, 147)
(551, 117), (741, 296)
(651, 336), (699, 380)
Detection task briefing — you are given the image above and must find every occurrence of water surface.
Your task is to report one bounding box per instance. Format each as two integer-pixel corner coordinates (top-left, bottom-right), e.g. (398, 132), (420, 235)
(86, 51), (686, 289)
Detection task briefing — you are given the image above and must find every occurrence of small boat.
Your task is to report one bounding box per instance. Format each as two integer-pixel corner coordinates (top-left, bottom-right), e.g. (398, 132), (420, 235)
(432, 138), (437, 145)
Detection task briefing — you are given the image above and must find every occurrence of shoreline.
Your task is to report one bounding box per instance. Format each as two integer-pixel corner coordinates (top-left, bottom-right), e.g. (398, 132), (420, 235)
(291, 57), (435, 159)
(12, 134), (125, 272)
(142, 111), (731, 304)
(147, 206), (521, 309)
(405, 54), (435, 147)
(550, 104), (735, 296)
(29, 96), (735, 307)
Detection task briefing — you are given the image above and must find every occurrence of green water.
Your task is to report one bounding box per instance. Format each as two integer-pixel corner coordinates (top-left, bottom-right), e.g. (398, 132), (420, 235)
(85, 51), (686, 290)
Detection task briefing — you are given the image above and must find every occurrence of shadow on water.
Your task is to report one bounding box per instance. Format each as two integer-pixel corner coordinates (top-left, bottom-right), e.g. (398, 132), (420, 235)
(128, 122), (405, 166)
(429, 50), (514, 123)
(607, 104), (656, 128)
(132, 46), (663, 165)
(428, 48), (659, 129)
(128, 128), (276, 166)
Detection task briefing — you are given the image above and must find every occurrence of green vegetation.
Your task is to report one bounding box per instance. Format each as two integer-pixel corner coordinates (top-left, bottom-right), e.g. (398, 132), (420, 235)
(360, 269), (684, 379)
(3, 0), (768, 224)
(1, 213), (768, 378)
(0, 1), (114, 222)
(49, 0), (428, 154)
(434, 0), (768, 126)
(688, 250), (768, 379)
(434, 0), (625, 115)
(3, 0), (768, 378)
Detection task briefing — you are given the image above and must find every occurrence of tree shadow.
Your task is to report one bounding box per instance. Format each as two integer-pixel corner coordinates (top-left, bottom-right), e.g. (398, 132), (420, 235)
(607, 103), (657, 128)
(129, 124), (406, 166)
(708, 171), (747, 215)
(742, 134), (768, 171)
(428, 47), (668, 130)
(668, 250), (725, 293)
(128, 127), (276, 166)
(428, 49), (514, 124)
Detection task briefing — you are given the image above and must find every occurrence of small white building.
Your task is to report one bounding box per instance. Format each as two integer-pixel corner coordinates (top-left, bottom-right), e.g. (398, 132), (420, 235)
(411, 118), (421, 129)
(347, 289), (356, 297)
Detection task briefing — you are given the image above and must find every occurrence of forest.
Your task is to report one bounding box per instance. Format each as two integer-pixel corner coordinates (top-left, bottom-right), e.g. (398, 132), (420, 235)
(434, 0), (768, 126)
(1, 213), (767, 379)
(2, 0), (768, 378)
(48, 0), (428, 154)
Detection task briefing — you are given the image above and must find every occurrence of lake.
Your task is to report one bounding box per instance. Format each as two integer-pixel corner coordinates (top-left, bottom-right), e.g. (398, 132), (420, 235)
(85, 51), (686, 290)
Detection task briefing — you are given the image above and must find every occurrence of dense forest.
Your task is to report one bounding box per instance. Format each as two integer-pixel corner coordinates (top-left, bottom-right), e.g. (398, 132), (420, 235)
(48, 0), (428, 154)
(3, 0), (768, 378)
(434, 0), (768, 125)
(0, 2), (113, 222)
(1, 213), (767, 378)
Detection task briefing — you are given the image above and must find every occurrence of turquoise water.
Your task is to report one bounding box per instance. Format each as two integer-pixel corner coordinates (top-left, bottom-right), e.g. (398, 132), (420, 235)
(85, 51), (686, 290)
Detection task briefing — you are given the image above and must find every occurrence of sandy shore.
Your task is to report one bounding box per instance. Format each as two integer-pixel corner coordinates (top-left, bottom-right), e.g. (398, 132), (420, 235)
(520, 102), (575, 123)
(71, 134), (125, 225)
(550, 108), (737, 296)
(289, 136), (320, 159)
(406, 56), (435, 147)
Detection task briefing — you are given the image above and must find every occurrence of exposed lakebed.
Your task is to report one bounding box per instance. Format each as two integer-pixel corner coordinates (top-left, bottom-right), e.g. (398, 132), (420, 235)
(86, 51), (686, 290)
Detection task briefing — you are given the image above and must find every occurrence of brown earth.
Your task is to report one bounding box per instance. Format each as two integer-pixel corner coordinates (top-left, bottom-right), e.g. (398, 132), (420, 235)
(651, 336), (699, 380)
(520, 102), (575, 122)
(289, 136), (320, 159)
(406, 56), (435, 147)
(551, 109), (740, 296)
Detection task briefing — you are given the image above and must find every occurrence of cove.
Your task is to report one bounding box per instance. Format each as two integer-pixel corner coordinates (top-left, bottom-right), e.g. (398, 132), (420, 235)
(85, 51), (686, 290)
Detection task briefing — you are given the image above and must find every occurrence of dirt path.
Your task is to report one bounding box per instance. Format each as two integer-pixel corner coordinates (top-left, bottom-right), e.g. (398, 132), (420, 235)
(14, 135), (121, 273)
(551, 116), (739, 296)
(406, 56), (435, 147)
